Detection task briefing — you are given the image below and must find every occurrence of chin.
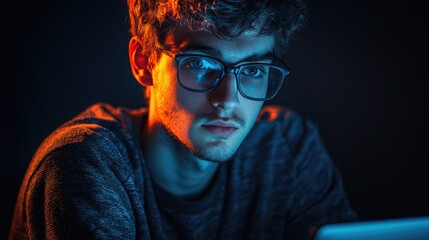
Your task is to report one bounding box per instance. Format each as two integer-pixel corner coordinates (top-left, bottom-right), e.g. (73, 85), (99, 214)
(192, 141), (238, 162)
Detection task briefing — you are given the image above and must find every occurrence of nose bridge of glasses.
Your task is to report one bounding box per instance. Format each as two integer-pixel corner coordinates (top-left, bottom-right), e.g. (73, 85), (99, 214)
(220, 65), (241, 87)
(217, 65), (242, 92)
(224, 65), (241, 76)
(217, 67), (239, 89)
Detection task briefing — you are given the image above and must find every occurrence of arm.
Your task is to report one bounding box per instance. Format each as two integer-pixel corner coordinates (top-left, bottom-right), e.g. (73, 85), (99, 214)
(24, 141), (137, 240)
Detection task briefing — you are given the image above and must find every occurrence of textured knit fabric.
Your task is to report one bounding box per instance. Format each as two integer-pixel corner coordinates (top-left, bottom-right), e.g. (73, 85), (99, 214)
(9, 103), (357, 240)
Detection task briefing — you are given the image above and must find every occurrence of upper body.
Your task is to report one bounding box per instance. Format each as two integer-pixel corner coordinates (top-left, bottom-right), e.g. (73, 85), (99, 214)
(10, 0), (358, 239)
(9, 103), (357, 240)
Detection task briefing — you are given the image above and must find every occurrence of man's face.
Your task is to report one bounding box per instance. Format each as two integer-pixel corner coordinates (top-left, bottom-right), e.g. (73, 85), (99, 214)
(149, 28), (275, 162)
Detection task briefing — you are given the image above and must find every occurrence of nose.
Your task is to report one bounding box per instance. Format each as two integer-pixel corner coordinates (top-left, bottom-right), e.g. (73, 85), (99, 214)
(209, 73), (240, 111)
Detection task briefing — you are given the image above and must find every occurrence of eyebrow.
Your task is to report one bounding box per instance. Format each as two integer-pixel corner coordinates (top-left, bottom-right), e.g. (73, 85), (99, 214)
(179, 44), (274, 64)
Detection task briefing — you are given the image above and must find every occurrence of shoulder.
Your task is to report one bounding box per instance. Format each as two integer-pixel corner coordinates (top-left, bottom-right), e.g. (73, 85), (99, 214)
(28, 102), (147, 185)
(10, 103), (148, 238)
(235, 105), (328, 177)
(245, 105), (321, 151)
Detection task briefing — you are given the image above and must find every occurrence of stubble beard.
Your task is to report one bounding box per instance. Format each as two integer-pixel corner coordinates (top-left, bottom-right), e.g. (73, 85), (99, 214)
(162, 124), (238, 163)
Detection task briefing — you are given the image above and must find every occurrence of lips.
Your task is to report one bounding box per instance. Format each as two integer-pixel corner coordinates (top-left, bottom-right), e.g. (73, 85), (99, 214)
(202, 120), (239, 137)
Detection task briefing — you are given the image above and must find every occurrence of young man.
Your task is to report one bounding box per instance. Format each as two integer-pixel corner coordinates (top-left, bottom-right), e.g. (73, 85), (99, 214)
(9, 0), (357, 239)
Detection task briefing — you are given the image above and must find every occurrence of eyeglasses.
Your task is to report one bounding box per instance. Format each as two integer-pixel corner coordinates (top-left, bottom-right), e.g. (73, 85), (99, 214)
(162, 50), (290, 101)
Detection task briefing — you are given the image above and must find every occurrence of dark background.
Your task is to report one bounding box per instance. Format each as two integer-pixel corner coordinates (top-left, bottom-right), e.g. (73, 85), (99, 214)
(2, 0), (428, 238)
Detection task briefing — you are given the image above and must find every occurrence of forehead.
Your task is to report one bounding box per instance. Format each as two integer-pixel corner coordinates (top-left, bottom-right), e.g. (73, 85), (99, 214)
(164, 27), (275, 64)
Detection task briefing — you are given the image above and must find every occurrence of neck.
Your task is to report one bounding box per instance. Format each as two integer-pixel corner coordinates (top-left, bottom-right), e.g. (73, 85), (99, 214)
(142, 118), (219, 199)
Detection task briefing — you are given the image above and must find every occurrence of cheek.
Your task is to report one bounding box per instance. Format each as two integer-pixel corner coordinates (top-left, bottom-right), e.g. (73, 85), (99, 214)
(152, 60), (180, 107)
(153, 59), (205, 112)
(176, 87), (207, 111)
(152, 65), (205, 134)
(243, 100), (264, 124)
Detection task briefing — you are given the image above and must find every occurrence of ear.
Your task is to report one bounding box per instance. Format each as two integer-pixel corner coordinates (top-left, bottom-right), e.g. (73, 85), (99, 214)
(128, 37), (153, 86)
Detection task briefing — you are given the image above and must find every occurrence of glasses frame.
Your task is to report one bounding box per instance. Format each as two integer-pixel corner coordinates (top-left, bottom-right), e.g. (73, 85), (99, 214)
(162, 50), (290, 101)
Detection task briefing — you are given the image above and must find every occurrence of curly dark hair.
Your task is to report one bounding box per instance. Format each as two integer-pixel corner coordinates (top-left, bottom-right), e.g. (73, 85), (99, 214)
(127, 0), (308, 66)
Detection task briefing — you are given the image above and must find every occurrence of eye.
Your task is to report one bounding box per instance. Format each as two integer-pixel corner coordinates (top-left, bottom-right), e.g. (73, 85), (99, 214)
(184, 57), (219, 70)
(241, 66), (266, 78)
(188, 59), (204, 69)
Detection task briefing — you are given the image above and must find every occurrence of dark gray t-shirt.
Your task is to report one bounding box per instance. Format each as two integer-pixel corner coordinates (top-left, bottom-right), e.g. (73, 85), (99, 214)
(9, 103), (357, 240)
